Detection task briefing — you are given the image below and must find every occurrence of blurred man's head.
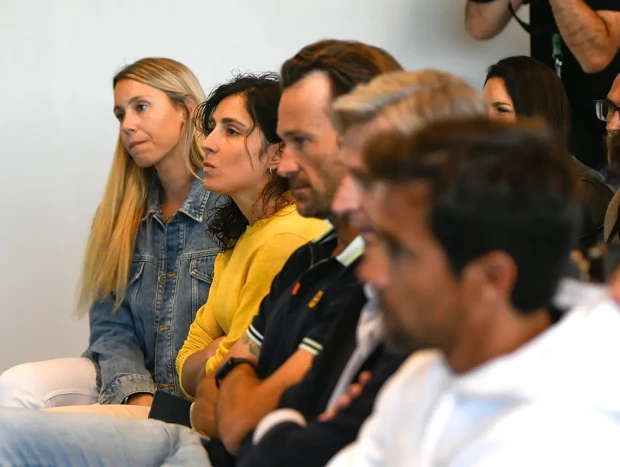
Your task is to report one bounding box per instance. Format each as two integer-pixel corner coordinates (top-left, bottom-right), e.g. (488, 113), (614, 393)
(597, 75), (620, 188)
(359, 119), (581, 369)
(276, 40), (402, 221)
(330, 69), (486, 245)
(604, 74), (620, 134)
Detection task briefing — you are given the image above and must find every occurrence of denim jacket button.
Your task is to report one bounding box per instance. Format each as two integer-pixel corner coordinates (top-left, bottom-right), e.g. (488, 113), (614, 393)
(158, 274), (166, 284)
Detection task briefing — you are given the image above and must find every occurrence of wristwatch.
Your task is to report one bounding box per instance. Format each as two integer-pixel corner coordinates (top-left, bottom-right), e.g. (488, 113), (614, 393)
(215, 357), (257, 388)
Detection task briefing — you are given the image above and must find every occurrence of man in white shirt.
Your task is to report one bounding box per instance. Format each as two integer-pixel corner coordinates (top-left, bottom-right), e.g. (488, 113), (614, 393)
(328, 118), (620, 466)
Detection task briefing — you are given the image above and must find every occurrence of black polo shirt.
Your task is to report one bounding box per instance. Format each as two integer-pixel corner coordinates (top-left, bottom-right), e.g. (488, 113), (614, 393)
(529, 0), (620, 170)
(235, 286), (407, 467)
(245, 230), (365, 378)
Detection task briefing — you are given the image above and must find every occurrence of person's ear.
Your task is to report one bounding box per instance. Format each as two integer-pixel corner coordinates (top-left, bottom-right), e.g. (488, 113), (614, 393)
(265, 142), (283, 171)
(479, 251), (517, 302)
(181, 97), (199, 124)
(462, 251), (517, 309)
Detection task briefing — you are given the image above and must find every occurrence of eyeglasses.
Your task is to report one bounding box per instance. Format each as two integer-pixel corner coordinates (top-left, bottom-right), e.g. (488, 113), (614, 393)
(595, 99), (620, 122)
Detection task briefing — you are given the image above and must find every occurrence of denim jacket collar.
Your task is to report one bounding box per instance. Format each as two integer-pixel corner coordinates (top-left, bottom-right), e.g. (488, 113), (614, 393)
(144, 176), (210, 223)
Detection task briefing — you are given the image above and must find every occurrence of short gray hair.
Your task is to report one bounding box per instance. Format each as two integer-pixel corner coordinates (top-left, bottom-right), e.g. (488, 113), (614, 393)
(332, 69), (486, 135)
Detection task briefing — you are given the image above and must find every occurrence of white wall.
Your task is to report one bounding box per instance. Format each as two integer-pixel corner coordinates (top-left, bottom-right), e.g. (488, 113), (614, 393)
(0, 0), (528, 372)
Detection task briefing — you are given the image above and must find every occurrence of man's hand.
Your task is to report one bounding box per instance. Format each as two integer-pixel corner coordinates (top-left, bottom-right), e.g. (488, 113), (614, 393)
(190, 374), (220, 437)
(318, 371), (372, 422)
(217, 348), (314, 454)
(126, 393), (154, 407)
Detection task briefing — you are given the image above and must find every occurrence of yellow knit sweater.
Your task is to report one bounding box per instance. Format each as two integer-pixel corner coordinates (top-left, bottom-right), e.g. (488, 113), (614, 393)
(176, 204), (328, 395)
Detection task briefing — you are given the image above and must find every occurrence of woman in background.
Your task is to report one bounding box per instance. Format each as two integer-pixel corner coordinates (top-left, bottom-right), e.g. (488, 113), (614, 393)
(0, 58), (219, 408)
(176, 73), (329, 397)
(483, 55), (613, 253)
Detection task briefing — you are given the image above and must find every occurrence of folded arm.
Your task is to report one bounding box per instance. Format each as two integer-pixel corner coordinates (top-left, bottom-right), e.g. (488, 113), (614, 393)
(178, 233), (311, 397)
(240, 372), (380, 467)
(190, 331), (263, 438)
(177, 301), (224, 398)
(216, 337), (315, 455)
(189, 233), (317, 445)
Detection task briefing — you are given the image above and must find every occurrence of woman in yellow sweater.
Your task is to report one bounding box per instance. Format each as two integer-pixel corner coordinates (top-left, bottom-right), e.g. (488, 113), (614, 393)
(176, 74), (328, 397)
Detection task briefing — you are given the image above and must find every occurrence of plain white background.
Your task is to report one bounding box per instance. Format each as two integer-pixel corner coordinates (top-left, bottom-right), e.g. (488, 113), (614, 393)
(0, 0), (528, 372)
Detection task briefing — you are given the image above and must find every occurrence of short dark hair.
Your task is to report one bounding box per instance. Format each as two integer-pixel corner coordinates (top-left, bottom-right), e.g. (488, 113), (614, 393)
(485, 56), (570, 149)
(365, 118), (581, 313)
(280, 39), (403, 98)
(195, 73), (289, 251)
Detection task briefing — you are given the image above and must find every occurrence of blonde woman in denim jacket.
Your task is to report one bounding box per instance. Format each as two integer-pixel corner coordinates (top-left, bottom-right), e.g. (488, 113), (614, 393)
(0, 58), (219, 409)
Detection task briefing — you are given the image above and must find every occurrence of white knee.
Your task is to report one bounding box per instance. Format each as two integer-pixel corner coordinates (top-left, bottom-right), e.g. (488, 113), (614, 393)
(0, 363), (44, 408)
(0, 358), (98, 409)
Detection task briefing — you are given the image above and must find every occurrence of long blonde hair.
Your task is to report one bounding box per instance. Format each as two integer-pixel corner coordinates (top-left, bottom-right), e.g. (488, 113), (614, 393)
(76, 58), (206, 317)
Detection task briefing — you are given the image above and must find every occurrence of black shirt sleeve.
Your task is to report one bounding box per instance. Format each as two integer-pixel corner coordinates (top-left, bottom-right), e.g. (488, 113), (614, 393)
(246, 304), (267, 349)
(586, 0), (620, 12)
(279, 287), (367, 420)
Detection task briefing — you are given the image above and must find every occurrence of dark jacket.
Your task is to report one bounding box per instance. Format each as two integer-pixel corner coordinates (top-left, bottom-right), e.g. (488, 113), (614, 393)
(573, 157), (614, 252)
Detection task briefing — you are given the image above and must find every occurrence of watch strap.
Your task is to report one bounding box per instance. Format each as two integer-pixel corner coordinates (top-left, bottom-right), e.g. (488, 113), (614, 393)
(215, 357), (257, 389)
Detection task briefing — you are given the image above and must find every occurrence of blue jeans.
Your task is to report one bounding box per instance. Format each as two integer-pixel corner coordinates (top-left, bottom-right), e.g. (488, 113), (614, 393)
(0, 408), (210, 466)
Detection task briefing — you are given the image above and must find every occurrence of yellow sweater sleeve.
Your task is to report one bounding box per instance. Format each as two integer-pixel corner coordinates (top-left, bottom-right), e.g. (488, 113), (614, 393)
(204, 232), (312, 374)
(176, 254), (225, 392)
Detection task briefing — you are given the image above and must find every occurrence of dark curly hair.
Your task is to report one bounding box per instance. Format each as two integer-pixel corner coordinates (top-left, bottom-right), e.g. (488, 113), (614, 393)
(195, 73), (290, 251)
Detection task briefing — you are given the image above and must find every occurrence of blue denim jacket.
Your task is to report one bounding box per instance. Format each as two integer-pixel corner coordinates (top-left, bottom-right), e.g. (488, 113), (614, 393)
(83, 177), (220, 404)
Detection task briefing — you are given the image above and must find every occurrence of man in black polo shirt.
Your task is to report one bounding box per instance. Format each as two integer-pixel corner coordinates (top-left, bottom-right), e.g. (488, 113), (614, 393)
(187, 40), (403, 463)
(465, 0), (620, 170)
(235, 70), (489, 467)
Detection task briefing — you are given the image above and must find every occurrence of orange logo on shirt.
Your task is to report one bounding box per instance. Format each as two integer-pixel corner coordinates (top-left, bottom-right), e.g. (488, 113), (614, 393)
(308, 290), (324, 308)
